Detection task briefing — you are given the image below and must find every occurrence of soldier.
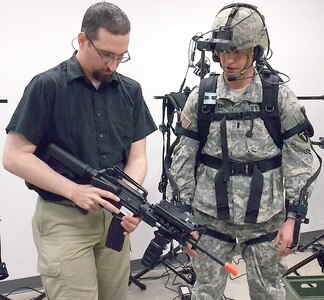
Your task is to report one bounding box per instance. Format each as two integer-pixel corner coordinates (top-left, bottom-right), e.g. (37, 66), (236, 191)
(167, 3), (313, 300)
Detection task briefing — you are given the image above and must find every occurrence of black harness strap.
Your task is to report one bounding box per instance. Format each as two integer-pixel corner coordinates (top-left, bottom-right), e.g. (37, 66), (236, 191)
(175, 126), (200, 141)
(261, 71), (281, 148)
(200, 227), (278, 246)
(201, 154), (282, 223)
(197, 74), (219, 148)
(200, 154), (282, 175)
(243, 231), (278, 246)
(199, 111), (262, 122)
(245, 165), (264, 223)
(199, 227), (236, 244)
(282, 123), (309, 140)
(214, 116), (231, 220)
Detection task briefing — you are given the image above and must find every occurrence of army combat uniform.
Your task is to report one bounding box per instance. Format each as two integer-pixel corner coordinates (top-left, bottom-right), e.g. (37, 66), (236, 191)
(168, 73), (313, 300)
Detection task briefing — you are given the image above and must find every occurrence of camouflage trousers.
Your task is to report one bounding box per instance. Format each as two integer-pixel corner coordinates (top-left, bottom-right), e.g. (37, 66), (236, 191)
(191, 210), (287, 300)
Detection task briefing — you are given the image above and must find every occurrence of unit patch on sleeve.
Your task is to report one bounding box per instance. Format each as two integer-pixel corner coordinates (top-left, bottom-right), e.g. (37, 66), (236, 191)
(181, 112), (192, 129)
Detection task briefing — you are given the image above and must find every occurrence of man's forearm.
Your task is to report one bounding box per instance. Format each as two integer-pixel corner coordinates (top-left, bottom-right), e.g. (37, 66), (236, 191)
(124, 157), (147, 185)
(3, 134), (77, 201)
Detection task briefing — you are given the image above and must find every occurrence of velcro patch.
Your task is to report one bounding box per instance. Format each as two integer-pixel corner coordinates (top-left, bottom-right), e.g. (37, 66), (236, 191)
(203, 92), (217, 105)
(181, 112), (192, 129)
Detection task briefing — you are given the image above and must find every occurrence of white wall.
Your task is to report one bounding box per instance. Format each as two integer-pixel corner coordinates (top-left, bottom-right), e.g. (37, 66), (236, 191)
(0, 0), (323, 281)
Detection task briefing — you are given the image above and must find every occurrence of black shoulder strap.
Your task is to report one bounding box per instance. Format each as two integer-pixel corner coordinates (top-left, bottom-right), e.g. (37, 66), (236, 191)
(260, 70), (314, 149)
(158, 91), (191, 198)
(260, 70), (282, 149)
(197, 73), (219, 150)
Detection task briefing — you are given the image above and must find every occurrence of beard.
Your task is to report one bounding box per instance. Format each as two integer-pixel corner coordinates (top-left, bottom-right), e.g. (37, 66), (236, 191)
(92, 68), (114, 82)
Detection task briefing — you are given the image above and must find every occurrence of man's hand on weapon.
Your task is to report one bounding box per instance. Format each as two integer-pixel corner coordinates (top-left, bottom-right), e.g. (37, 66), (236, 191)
(69, 183), (141, 235)
(69, 183), (120, 214)
(121, 215), (142, 235)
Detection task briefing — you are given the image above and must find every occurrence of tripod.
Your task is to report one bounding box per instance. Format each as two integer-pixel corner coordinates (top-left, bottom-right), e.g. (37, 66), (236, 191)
(284, 231), (324, 276)
(129, 244), (195, 290)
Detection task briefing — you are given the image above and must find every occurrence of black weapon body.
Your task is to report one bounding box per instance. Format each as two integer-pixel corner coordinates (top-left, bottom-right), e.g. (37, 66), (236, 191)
(47, 144), (238, 276)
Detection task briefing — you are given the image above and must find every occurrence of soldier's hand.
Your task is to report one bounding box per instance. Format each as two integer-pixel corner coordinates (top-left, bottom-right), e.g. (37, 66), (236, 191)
(182, 231), (199, 257)
(273, 218), (296, 256)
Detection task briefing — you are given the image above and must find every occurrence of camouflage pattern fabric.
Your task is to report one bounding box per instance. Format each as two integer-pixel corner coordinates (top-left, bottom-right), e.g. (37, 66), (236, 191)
(167, 72), (313, 225)
(191, 210), (287, 299)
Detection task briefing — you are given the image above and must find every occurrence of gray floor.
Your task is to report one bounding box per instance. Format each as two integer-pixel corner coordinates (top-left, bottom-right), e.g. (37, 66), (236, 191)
(4, 248), (324, 300)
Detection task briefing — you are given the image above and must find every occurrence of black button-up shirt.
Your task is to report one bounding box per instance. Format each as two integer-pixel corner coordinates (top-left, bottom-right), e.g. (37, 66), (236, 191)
(6, 54), (157, 201)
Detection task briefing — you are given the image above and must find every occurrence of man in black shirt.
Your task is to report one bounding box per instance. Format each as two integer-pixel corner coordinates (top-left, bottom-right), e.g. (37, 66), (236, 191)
(3, 2), (156, 300)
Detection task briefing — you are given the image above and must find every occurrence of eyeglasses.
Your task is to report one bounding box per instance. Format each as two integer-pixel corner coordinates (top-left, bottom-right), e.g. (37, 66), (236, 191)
(85, 34), (131, 64)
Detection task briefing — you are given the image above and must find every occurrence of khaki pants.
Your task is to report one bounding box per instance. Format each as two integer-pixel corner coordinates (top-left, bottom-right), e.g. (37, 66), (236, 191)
(32, 197), (130, 300)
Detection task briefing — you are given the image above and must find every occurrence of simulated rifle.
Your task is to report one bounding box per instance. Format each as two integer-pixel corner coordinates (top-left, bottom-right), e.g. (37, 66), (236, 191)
(47, 143), (239, 276)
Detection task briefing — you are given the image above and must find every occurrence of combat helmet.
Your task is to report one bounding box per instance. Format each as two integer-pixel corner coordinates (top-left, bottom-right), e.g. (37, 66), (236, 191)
(211, 3), (269, 62)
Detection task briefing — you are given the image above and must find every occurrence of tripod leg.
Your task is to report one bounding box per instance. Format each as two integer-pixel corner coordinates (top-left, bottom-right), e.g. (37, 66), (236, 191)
(284, 251), (322, 276)
(129, 275), (146, 290)
(128, 266), (155, 290)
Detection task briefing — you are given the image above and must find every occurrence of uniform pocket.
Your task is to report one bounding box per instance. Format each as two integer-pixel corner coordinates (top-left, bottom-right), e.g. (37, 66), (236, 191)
(38, 260), (61, 278)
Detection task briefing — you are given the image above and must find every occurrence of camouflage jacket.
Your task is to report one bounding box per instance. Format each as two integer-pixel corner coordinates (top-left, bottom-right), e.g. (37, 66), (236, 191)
(167, 72), (313, 225)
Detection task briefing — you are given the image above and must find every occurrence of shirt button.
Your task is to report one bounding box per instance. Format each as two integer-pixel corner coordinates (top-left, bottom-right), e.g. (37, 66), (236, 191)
(96, 112), (101, 117)
(102, 155), (107, 159)
(99, 133), (104, 138)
